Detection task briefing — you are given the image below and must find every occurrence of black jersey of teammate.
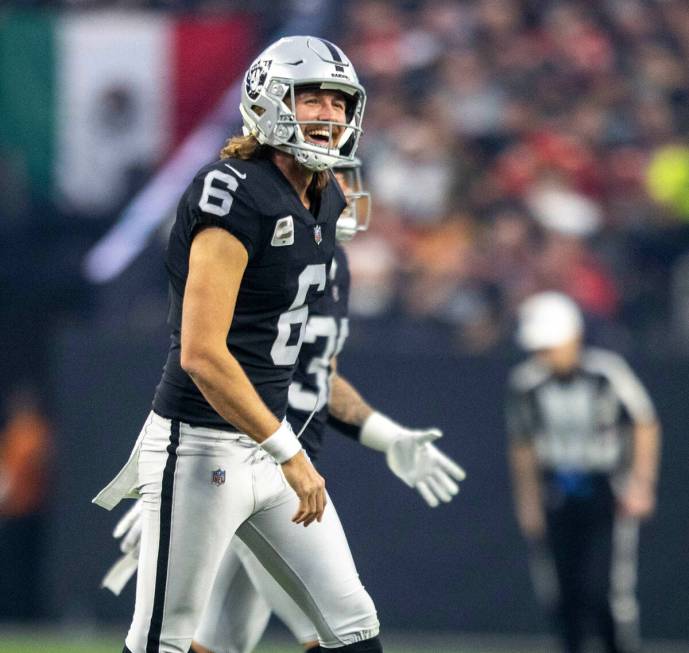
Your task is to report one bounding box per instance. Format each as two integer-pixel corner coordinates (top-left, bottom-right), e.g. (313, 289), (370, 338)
(286, 245), (350, 460)
(153, 156), (346, 430)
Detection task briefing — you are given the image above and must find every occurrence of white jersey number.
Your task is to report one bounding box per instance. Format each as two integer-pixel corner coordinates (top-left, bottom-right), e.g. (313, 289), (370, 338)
(289, 316), (349, 413)
(271, 265), (327, 365)
(199, 170), (239, 216)
(197, 172), (327, 369)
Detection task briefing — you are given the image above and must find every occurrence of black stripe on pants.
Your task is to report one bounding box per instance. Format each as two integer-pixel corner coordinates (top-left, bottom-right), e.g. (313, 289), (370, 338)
(146, 419), (181, 653)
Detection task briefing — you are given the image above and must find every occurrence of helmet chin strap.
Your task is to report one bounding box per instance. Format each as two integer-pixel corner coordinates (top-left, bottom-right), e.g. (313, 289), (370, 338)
(285, 142), (344, 172)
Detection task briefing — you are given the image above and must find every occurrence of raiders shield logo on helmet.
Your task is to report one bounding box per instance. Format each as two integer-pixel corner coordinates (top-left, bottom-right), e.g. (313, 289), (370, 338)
(246, 59), (272, 101)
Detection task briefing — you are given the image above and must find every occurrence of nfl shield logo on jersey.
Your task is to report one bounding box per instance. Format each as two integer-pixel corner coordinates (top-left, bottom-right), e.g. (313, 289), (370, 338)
(313, 225), (322, 245)
(211, 468), (226, 486)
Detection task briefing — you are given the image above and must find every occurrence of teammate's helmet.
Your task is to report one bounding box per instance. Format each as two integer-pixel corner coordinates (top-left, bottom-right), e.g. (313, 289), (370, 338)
(333, 159), (371, 241)
(517, 292), (583, 351)
(240, 36), (366, 172)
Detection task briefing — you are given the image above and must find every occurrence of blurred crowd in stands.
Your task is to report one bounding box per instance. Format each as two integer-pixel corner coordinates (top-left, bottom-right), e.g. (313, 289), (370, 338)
(4, 0), (689, 367)
(337, 0), (689, 354)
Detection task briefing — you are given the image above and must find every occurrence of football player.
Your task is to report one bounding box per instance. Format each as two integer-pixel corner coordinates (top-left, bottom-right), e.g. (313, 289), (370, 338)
(93, 36), (385, 653)
(102, 162), (466, 653)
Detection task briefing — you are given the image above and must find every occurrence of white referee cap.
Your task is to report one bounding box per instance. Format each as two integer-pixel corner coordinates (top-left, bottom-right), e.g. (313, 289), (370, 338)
(517, 291), (583, 351)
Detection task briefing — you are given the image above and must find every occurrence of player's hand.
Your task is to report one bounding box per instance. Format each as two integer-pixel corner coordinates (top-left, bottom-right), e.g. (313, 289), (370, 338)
(281, 451), (327, 527)
(386, 428), (466, 508)
(113, 498), (143, 556)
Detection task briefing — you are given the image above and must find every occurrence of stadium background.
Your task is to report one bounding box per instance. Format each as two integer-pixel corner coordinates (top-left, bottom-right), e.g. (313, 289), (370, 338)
(1, 0), (688, 651)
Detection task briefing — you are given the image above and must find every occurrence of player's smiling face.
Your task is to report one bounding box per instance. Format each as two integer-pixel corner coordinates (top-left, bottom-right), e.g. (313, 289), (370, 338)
(294, 88), (347, 149)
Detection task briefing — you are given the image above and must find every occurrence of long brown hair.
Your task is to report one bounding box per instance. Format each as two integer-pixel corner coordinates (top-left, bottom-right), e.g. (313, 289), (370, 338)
(220, 134), (330, 192)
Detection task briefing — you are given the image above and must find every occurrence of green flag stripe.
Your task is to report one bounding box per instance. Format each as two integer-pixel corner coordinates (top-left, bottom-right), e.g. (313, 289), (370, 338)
(0, 11), (55, 197)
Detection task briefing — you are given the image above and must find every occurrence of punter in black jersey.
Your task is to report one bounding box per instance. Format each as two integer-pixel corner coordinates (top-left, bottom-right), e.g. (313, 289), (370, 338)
(151, 150), (345, 429)
(507, 292), (660, 653)
(93, 36), (388, 653)
(101, 164), (465, 653)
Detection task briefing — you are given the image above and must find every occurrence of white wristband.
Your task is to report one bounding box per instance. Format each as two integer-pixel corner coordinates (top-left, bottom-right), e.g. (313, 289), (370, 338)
(260, 421), (302, 464)
(360, 412), (400, 452)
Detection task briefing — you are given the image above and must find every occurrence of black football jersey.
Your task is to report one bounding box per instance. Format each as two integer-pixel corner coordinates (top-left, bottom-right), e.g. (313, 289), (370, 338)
(286, 245), (350, 460)
(153, 156), (346, 430)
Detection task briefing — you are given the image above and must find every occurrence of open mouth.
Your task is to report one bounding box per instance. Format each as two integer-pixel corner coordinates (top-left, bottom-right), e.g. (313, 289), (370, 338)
(305, 128), (335, 148)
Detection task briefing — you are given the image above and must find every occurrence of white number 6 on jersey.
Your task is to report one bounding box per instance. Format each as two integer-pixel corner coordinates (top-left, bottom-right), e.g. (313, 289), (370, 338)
(271, 264), (327, 365)
(199, 170), (239, 216)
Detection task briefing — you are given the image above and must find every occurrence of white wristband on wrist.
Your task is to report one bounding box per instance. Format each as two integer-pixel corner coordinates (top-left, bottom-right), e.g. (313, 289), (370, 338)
(260, 421), (302, 463)
(360, 412), (400, 452)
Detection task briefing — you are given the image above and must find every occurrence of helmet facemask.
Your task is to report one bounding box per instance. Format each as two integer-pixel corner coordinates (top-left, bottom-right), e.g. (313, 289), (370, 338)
(242, 79), (364, 171)
(334, 161), (371, 241)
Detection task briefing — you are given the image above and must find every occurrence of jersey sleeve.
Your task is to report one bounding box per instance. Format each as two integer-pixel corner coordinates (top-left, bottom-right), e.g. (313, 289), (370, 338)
(505, 374), (536, 443)
(186, 166), (263, 259)
(598, 351), (657, 424)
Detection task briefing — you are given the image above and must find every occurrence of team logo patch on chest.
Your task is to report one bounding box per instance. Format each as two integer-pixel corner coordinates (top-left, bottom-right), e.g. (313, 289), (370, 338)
(211, 468), (226, 486)
(271, 216), (294, 246)
(313, 225), (322, 245)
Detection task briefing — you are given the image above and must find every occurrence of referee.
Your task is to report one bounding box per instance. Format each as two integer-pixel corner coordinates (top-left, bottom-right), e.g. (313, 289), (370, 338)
(506, 292), (660, 653)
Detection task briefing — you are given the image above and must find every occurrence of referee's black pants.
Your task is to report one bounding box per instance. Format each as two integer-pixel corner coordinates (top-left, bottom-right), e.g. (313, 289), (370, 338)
(544, 476), (640, 653)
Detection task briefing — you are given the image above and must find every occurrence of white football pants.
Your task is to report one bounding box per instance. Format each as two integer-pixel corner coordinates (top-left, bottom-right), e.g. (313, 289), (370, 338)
(195, 537), (318, 653)
(123, 412), (379, 653)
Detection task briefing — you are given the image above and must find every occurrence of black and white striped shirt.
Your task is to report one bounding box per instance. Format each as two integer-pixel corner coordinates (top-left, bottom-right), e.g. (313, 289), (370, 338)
(506, 348), (656, 474)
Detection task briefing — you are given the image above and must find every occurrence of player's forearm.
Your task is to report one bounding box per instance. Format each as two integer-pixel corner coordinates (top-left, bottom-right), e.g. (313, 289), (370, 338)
(327, 374), (403, 451)
(183, 348), (280, 441)
(629, 421), (661, 487)
(328, 372), (374, 427)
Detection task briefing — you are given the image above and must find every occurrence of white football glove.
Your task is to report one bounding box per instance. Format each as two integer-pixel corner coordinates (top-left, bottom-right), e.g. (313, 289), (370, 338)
(113, 498), (143, 555)
(101, 499), (143, 595)
(360, 412), (466, 508)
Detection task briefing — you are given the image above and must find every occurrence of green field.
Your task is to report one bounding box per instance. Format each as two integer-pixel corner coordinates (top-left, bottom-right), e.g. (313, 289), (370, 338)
(0, 638), (508, 653)
(0, 635), (453, 653)
(0, 630), (686, 653)
(0, 631), (533, 653)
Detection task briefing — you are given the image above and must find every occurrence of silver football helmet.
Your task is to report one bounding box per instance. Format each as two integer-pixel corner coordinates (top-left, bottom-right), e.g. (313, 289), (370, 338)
(334, 158), (371, 241)
(240, 36), (366, 171)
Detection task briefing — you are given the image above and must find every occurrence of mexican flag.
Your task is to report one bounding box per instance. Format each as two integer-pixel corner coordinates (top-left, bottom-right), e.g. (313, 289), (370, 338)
(0, 10), (255, 215)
